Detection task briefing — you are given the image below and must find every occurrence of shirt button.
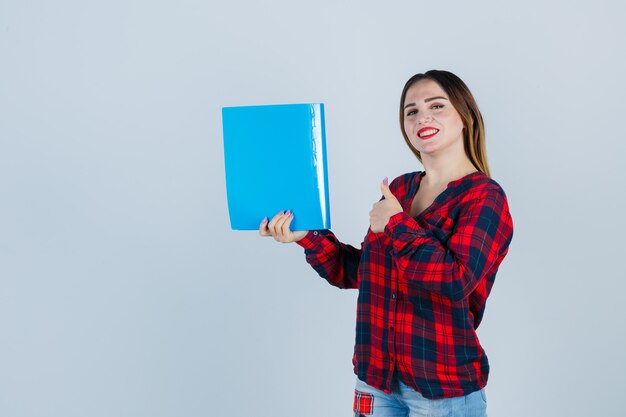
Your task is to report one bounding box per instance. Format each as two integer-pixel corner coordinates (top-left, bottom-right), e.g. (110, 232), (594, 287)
(391, 294), (396, 299)
(313, 231), (318, 235)
(390, 326), (394, 332)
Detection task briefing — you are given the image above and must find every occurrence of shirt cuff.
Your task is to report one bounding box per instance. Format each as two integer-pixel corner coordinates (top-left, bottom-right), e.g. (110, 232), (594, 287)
(296, 230), (326, 249)
(384, 211), (430, 244)
(384, 211), (411, 237)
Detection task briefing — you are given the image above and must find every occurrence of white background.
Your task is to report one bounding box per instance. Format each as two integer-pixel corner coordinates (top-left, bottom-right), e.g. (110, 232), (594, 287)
(1, 0), (625, 416)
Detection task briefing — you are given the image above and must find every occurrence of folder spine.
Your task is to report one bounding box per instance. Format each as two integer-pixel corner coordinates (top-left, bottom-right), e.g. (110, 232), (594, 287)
(312, 103), (331, 229)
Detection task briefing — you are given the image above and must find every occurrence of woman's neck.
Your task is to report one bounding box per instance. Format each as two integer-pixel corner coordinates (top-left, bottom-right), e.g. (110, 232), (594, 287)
(420, 153), (478, 187)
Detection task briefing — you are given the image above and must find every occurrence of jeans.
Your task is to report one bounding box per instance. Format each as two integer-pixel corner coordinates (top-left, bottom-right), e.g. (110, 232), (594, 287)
(353, 375), (487, 417)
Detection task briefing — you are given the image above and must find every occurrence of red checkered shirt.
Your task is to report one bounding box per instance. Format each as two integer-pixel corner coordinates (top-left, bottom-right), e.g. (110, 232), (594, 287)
(296, 171), (514, 399)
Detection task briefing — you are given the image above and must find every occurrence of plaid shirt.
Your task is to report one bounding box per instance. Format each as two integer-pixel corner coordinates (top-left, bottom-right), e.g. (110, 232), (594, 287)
(296, 170), (514, 399)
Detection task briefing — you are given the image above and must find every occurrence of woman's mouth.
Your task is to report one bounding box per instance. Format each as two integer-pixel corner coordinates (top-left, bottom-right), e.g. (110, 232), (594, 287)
(417, 127), (439, 140)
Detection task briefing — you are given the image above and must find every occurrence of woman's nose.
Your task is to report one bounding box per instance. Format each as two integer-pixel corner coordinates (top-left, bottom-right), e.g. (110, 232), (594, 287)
(418, 114), (433, 124)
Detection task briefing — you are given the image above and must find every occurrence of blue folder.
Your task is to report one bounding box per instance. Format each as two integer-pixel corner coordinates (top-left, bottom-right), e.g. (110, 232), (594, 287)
(221, 103), (331, 231)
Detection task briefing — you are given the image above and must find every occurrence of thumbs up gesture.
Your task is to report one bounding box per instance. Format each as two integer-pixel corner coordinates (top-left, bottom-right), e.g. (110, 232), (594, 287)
(369, 177), (404, 233)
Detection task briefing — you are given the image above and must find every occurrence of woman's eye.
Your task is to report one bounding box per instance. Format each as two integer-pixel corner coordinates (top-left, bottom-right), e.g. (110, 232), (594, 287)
(432, 104), (444, 109)
(406, 109), (417, 116)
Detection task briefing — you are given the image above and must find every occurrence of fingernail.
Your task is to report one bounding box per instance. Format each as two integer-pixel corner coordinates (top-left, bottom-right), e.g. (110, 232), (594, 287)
(286, 210), (291, 215)
(383, 177), (388, 185)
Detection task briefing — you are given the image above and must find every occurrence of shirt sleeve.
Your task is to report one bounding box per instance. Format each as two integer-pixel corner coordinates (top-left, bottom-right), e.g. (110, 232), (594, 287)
(296, 230), (362, 289)
(383, 187), (514, 302)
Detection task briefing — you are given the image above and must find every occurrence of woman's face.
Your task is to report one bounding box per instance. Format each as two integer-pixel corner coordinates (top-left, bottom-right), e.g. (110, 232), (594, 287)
(403, 79), (465, 157)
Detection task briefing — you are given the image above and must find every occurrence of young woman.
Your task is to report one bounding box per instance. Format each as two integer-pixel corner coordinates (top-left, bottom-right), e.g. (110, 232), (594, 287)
(259, 70), (514, 417)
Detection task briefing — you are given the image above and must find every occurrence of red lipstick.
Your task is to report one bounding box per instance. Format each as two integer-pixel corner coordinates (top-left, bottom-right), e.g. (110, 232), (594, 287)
(417, 127), (439, 140)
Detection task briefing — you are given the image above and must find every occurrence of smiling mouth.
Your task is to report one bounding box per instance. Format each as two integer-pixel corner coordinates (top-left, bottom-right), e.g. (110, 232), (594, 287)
(418, 128), (439, 140)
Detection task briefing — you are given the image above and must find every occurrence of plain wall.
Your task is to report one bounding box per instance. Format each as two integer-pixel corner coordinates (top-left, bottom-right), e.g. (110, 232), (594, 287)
(1, 0), (625, 416)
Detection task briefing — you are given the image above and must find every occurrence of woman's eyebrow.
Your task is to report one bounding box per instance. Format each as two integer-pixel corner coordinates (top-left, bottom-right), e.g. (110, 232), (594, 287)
(404, 96), (449, 109)
(424, 96), (448, 103)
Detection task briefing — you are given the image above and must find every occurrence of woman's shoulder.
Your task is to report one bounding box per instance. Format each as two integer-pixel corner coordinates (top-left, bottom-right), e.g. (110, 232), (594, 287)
(459, 172), (511, 214)
(475, 173), (509, 198)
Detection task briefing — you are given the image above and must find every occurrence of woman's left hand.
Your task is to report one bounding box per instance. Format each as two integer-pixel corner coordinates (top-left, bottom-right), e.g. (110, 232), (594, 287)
(369, 178), (404, 233)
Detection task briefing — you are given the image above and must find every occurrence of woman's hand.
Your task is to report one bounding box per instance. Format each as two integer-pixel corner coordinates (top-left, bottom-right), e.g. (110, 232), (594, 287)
(370, 178), (403, 233)
(259, 210), (309, 243)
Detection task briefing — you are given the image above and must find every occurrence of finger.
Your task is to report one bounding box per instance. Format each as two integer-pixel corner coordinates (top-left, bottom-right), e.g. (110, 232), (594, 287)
(267, 210), (285, 235)
(271, 210), (290, 241)
(259, 217), (270, 236)
(275, 210), (292, 241)
(380, 177), (397, 201)
(280, 212), (294, 239)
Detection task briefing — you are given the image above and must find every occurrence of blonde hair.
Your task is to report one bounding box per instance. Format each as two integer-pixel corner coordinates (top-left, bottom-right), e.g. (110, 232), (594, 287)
(399, 70), (491, 177)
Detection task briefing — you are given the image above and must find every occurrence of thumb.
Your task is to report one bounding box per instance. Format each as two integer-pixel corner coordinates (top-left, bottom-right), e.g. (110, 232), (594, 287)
(380, 177), (397, 201)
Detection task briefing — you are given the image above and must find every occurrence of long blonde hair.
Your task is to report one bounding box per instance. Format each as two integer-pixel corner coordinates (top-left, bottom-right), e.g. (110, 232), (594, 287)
(399, 70), (490, 177)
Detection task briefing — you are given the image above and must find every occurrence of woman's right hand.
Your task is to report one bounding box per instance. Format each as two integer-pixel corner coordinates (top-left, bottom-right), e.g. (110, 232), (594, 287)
(259, 210), (309, 243)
